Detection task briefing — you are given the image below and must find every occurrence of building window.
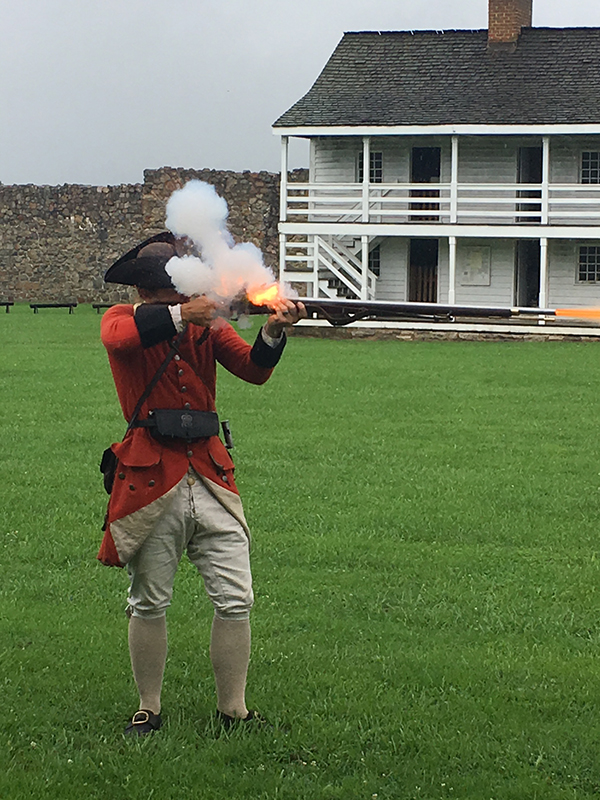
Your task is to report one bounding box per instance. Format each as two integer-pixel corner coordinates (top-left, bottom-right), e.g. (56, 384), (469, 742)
(357, 152), (383, 183)
(581, 152), (600, 184)
(368, 245), (381, 276)
(578, 245), (600, 282)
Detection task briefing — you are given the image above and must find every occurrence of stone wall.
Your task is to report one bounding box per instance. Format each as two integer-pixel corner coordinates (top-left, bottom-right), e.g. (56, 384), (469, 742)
(289, 324), (600, 342)
(0, 183), (143, 303)
(0, 167), (307, 303)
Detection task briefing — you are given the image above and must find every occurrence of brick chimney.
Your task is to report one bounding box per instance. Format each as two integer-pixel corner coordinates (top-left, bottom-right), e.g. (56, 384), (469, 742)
(488, 0), (532, 49)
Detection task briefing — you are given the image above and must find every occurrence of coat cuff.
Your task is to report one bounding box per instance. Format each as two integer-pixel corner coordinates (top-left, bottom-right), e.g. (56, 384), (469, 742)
(134, 304), (178, 348)
(250, 328), (286, 368)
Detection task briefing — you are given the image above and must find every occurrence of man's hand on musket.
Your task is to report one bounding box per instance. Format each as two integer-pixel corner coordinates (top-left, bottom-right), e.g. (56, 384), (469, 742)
(263, 300), (307, 338)
(181, 296), (218, 328)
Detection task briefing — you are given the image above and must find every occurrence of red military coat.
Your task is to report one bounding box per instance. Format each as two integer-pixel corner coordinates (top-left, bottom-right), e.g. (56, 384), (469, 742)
(98, 303), (284, 567)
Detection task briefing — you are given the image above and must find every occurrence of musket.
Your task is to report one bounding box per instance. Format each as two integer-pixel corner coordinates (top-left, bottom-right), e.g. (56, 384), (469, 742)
(232, 296), (597, 328)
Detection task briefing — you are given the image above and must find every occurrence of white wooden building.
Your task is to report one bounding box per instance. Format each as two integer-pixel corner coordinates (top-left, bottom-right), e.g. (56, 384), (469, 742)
(273, 0), (600, 330)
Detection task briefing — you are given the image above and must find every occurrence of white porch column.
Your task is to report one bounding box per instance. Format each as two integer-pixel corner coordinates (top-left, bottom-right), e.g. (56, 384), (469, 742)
(279, 138), (289, 288)
(279, 232), (287, 286)
(280, 136), (289, 223)
(313, 236), (320, 298)
(361, 235), (369, 300)
(362, 136), (370, 222)
(541, 136), (550, 225)
(450, 136), (459, 224)
(448, 236), (457, 304)
(539, 237), (549, 310)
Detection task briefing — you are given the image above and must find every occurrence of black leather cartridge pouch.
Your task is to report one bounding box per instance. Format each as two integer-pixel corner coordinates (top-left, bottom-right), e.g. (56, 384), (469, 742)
(145, 409), (220, 441)
(100, 447), (118, 494)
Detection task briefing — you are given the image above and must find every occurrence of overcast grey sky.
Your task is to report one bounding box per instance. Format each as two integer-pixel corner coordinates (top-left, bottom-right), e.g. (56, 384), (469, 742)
(1, 0), (599, 187)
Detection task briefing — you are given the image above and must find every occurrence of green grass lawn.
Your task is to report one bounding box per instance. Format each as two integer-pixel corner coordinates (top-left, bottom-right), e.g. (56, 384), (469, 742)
(2, 303), (600, 799)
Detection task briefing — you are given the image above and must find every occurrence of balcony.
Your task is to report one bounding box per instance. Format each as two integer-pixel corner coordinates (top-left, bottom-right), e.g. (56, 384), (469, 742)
(283, 182), (600, 226)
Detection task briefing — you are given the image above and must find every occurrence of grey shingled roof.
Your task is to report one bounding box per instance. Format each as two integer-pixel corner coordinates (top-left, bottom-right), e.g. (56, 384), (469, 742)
(273, 28), (600, 127)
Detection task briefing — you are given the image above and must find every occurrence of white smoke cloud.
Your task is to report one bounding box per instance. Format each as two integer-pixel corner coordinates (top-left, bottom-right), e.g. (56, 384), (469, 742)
(164, 180), (276, 301)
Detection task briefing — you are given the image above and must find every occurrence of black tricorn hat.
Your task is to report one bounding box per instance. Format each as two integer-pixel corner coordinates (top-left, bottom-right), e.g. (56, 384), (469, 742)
(104, 231), (179, 289)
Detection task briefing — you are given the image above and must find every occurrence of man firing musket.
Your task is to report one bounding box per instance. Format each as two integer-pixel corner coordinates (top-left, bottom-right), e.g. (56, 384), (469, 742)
(98, 182), (306, 737)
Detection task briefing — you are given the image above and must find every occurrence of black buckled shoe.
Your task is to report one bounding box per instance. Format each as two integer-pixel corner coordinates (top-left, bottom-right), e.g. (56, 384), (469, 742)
(124, 709), (162, 737)
(216, 709), (271, 731)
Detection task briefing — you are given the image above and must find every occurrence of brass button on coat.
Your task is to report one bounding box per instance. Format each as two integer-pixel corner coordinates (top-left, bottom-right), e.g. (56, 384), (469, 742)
(129, 484), (135, 491)
(118, 472), (126, 480)
(184, 402), (191, 409)
(148, 480), (155, 487)
(178, 369), (184, 376)
(187, 476), (196, 486)
(174, 355), (180, 361)
(181, 386), (187, 392)
(187, 450), (193, 457)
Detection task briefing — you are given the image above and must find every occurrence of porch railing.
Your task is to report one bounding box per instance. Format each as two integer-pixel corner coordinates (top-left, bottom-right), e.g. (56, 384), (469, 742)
(284, 182), (600, 225)
(281, 235), (377, 300)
